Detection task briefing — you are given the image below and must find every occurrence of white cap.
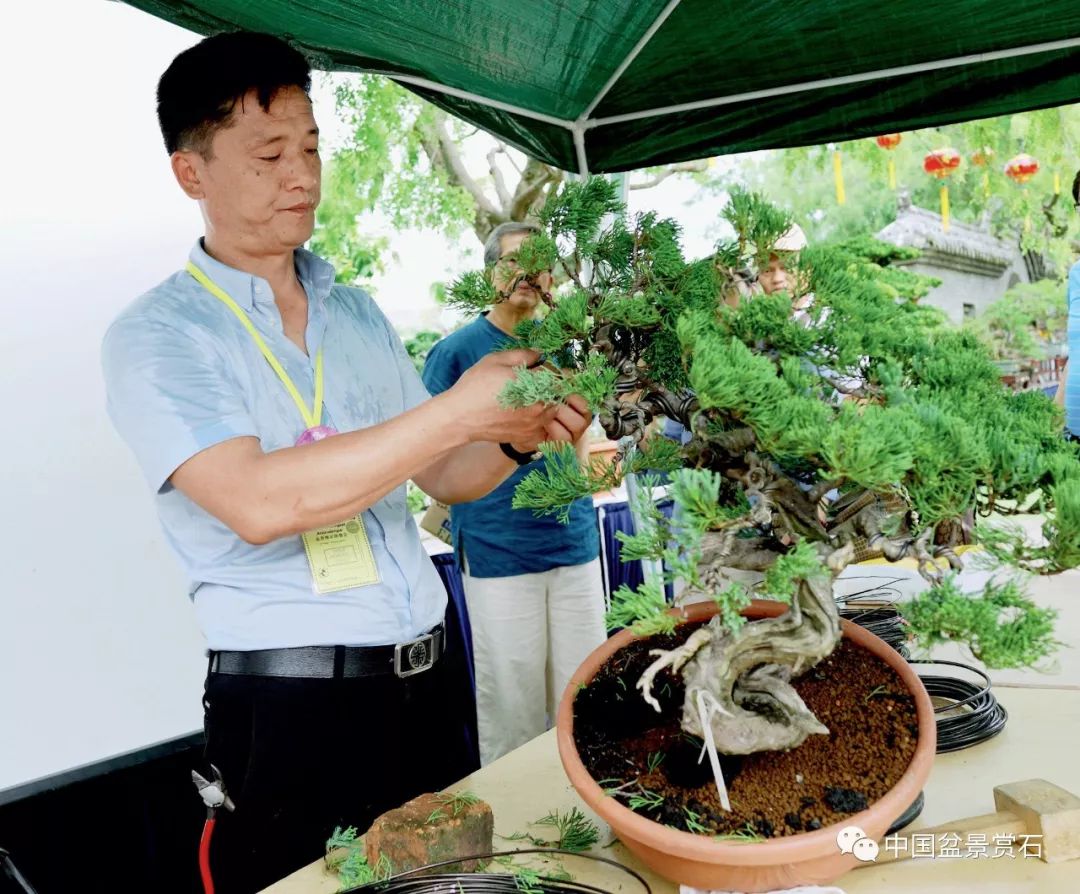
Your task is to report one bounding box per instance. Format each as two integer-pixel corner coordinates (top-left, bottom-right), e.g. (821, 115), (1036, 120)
(773, 223), (808, 252)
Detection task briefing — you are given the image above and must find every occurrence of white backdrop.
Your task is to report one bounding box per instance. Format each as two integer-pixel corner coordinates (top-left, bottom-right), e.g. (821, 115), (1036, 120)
(0, 2), (208, 791)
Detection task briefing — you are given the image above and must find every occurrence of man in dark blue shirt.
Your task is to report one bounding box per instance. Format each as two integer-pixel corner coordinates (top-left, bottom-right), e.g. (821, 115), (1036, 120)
(423, 222), (605, 764)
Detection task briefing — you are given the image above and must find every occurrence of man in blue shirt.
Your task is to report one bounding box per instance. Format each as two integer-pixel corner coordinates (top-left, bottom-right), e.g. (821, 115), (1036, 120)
(101, 34), (589, 893)
(422, 222), (605, 765)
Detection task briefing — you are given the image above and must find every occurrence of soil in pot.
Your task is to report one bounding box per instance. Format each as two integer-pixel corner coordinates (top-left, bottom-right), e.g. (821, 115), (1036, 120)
(574, 620), (918, 839)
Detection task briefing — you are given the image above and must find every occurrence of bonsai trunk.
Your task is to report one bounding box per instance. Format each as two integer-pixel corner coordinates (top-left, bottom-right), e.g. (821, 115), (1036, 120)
(639, 564), (845, 755)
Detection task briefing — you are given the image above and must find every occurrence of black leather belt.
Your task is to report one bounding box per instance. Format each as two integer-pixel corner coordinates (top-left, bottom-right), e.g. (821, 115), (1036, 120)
(209, 624), (445, 679)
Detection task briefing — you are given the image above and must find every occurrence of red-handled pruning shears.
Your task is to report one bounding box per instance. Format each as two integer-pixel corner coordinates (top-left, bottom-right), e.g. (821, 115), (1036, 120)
(192, 764), (235, 894)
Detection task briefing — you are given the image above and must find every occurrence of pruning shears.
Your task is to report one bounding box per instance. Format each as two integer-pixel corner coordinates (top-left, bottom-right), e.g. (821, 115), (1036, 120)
(192, 764), (235, 817)
(192, 764), (235, 894)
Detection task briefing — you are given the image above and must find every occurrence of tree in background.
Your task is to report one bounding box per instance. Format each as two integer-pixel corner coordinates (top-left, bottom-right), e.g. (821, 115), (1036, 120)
(313, 74), (710, 284)
(700, 105), (1080, 274)
(965, 279), (1069, 361)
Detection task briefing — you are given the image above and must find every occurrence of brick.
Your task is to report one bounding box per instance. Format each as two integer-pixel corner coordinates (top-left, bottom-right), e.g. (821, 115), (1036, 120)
(365, 792), (494, 874)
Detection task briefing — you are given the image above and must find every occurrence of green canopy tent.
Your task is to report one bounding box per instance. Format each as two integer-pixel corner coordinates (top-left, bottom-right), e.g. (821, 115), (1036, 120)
(123, 0), (1080, 173)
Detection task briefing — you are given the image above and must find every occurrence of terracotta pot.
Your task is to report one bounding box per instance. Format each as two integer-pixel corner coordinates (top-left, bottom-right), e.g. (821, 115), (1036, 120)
(556, 599), (937, 892)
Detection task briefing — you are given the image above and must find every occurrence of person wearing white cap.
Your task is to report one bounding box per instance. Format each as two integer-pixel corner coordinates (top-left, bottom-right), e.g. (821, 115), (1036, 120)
(756, 222), (809, 304)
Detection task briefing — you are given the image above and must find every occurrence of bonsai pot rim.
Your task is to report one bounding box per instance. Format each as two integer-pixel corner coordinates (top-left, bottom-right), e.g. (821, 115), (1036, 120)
(555, 598), (937, 868)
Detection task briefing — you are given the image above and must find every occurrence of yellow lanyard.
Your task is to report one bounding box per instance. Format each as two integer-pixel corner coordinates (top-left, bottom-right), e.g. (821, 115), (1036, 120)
(186, 261), (324, 430)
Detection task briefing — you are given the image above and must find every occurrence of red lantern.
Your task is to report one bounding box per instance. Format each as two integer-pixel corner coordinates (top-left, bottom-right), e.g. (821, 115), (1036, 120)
(924, 148), (961, 232)
(875, 134), (902, 188)
(923, 148), (961, 178)
(1004, 153), (1039, 184)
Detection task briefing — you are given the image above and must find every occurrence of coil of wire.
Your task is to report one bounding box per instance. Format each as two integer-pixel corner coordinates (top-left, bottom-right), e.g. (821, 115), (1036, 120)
(908, 659), (1009, 753)
(344, 849), (651, 894)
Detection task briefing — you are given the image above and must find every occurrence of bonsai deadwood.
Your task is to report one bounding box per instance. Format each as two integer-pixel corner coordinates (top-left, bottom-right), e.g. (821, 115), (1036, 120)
(639, 546), (853, 753)
(465, 179), (1079, 758)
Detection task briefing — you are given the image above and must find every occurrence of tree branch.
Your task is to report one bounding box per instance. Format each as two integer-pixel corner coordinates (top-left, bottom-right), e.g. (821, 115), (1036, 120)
(487, 147), (513, 212)
(629, 159), (710, 191)
(510, 157), (563, 221)
(416, 111), (507, 242)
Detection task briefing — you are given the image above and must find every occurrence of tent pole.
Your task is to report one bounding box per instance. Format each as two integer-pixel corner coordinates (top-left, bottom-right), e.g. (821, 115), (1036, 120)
(367, 71), (574, 129)
(577, 0), (683, 122)
(573, 125), (590, 176)
(586, 36), (1080, 129)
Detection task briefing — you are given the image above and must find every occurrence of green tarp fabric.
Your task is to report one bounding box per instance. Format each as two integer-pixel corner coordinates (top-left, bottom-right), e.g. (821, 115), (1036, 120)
(122, 0), (1080, 173)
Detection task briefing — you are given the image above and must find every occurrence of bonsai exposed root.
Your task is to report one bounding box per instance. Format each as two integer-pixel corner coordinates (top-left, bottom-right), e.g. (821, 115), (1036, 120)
(648, 569), (842, 755)
(638, 627), (713, 712)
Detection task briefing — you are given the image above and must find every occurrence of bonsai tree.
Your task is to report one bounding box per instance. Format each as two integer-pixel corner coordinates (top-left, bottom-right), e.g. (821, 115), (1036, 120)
(446, 179), (1080, 761)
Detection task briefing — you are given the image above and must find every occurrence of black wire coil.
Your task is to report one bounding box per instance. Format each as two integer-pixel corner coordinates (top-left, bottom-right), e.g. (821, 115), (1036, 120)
(908, 659), (1009, 753)
(345, 849), (651, 894)
(838, 605), (909, 656)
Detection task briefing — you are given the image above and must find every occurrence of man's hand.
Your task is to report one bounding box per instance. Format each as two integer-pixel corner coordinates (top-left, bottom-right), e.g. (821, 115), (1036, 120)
(414, 361), (593, 506)
(539, 393), (591, 447)
(442, 349), (557, 448)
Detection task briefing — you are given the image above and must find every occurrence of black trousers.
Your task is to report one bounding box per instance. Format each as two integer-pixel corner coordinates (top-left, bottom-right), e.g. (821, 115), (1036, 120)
(198, 648), (476, 894)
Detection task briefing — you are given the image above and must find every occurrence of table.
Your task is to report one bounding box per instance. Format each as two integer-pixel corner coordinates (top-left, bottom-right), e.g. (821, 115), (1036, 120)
(264, 686), (1080, 894)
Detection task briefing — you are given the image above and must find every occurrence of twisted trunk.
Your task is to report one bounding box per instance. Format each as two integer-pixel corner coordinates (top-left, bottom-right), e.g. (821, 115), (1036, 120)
(684, 571), (841, 753)
(638, 551), (846, 755)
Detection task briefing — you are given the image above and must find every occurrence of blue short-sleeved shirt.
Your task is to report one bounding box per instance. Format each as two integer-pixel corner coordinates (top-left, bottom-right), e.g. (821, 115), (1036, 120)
(421, 315), (599, 578)
(1065, 261), (1080, 436)
(101, 241), (446, 651)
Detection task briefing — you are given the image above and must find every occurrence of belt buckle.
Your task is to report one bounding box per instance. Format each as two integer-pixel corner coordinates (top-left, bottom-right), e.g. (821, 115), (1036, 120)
(394, 633), (435, 678)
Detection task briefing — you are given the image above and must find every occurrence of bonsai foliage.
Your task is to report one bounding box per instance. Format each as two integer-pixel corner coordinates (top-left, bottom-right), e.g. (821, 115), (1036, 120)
(455, 178), (1080, 757)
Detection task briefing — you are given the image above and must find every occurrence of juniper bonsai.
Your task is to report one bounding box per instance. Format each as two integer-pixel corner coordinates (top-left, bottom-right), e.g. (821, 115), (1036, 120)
(447, 178), (1080, 757)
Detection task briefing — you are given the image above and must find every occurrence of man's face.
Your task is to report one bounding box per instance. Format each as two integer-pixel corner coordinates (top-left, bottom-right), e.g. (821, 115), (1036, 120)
(176, 86), (321, 253)
(757, 253), (791, 295)
(491, 231), (553, 311)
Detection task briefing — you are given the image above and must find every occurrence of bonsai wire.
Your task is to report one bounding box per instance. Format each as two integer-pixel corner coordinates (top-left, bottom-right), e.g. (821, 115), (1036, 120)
(908, 660), (1009, 753)
(885, 791), (925, 836)
(343, 848), (651, 894)
(838, 605), (909, 654)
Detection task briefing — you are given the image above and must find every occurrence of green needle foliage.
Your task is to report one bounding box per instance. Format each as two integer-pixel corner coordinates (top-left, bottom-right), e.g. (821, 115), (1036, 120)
(499, 354), (618, 414)
(902, 576), (1059, 668)
(761, 541), (825, 603)
(626, 788), (666, 812)
(325, 826), (393, 889)
(435, 790), (481, 817)
(605, 579), (675, 637)
(446, 269), (500, 314)
(713, 822), (766, 843)
(446, 177), (1079, 668)
(512, 442), (619, 522)
(533, 807), (601, 852)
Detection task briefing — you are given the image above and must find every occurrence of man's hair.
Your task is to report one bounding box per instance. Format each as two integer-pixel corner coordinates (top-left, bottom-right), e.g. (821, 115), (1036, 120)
(157, 32), (312, 156)
(484, 222), (541, 267)
(1072, 169), (1080, 208)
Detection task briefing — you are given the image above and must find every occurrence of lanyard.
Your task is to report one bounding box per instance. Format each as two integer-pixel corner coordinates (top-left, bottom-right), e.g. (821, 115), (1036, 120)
(186, 261), (324, 430)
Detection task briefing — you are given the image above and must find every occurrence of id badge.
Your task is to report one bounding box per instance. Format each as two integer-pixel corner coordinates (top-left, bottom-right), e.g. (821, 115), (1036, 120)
(301, 515), (381, 594)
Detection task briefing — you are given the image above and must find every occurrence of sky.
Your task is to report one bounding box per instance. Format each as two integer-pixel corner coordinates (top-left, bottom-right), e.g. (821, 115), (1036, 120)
(1, 0), (725, 336)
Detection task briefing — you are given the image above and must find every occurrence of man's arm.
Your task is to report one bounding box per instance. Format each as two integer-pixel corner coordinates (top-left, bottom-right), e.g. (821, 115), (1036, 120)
(171, 350), (577, 544)
(413, 394), (592, 504)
